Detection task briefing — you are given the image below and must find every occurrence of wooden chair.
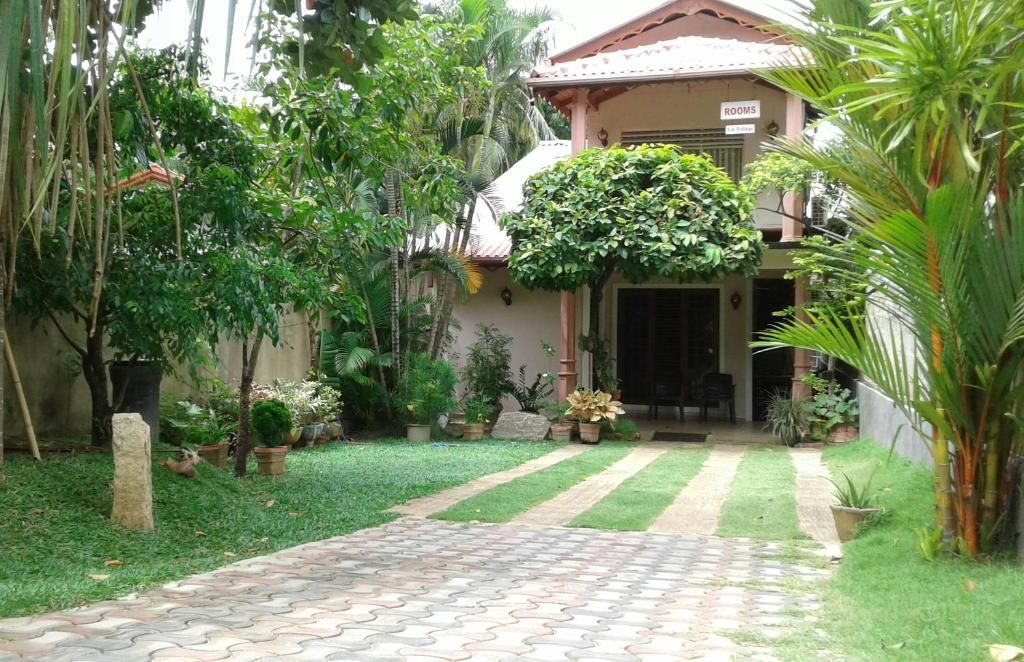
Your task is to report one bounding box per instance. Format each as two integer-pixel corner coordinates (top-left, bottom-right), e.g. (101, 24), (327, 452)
(647, 380), (685, 422)
(700, 372), (736, 424)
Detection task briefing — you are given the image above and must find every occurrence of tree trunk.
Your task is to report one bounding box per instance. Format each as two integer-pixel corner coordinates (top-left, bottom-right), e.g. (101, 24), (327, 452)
(234, 335), (263, 478)
(81, 321), (113, 447)
(0, 259), (5, 466)
(586, 265), (613, 388)
(385, 170), (402, 378)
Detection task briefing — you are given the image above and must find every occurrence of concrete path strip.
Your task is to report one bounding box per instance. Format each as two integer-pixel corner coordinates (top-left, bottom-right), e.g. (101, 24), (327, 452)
(648, 444), (746, 535)
(389, 444), (588, 516)
(789, 447), (841, 556)
(510, 442), (671, 526)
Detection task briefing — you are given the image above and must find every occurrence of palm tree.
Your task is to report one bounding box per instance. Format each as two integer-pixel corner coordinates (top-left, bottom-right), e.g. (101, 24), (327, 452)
(754, 0), (1024, 558)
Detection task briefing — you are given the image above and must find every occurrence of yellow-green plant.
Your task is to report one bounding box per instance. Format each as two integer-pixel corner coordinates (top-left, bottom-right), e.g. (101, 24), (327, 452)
(565, 389), (625, 425)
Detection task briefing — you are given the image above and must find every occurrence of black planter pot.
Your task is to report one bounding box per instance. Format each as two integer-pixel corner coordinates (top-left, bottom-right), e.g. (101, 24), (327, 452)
(110, 361), (163, 442)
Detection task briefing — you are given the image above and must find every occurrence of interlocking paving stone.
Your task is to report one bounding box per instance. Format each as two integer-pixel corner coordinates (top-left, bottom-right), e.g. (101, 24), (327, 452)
(0, 517), (824, 661)
(649, 445), (746, 535)
(390, 445), (589, 516)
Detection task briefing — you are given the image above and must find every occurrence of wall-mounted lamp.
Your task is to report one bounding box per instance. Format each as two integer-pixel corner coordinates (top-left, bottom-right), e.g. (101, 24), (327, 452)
(597, 127), (609, 147)
(730, 291), (743, 310)
(500, 286), (513, 306)
(765, 120), (780, 137)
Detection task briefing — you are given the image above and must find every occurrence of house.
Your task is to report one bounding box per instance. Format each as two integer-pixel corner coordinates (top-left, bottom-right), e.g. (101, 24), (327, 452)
(450, 0), (812, 423)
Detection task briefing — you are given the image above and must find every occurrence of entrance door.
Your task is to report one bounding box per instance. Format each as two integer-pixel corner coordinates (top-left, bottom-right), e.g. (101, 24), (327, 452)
(752, 279), (794, 420)
(616, 288), (719, 407)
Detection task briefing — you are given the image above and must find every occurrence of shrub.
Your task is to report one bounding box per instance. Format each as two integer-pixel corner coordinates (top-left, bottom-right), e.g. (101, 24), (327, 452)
(463, 324), (513, 406)
(250, 399), (293, 447)
(396, 353), (457, 425)
(565, 389), (625, 424)
(464, 393), (494, 425)
(763, 392), (810, 447)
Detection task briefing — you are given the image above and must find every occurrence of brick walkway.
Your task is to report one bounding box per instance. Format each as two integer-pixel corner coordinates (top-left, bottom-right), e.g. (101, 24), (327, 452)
(0, 517), (825, 661)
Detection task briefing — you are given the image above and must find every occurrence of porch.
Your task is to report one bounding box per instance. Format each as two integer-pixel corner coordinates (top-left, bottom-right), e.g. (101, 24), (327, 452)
(629, 417), (778, 445)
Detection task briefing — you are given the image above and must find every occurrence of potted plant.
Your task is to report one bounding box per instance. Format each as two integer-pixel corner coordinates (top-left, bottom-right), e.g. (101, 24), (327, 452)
(259, 380), (316, 446)
(463, 393), (492, 441)
(462, 324), (513, 430)
(164, 400), (234, 468)
(565, 389), (625, 444)
(397, 353), (457, 442)
(250, 399), (292, 475)
(764, 391), (811, 447)
(548, 403), (575, 442)
(829, 470), (881, 542)
(310, 385), (343, 444)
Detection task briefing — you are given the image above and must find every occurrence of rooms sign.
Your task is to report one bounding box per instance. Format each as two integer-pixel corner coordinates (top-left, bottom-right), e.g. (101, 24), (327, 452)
(720, 99), (761, 120)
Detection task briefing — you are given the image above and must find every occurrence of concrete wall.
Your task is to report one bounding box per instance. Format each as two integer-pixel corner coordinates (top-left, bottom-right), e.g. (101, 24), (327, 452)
(448, 267), (562, 410)
(5, 310), (312, 439)
(585, 78), (791, 232)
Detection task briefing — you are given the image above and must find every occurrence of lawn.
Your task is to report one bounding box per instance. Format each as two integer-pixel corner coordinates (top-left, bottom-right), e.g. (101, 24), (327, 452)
(716, 446), (803, 540)
(0, 439), (554, 617)
(433, 441), (632, 523)
(569, 447), (709, 530)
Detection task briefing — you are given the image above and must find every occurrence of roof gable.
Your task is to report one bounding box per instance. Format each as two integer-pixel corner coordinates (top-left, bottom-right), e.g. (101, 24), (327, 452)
(552, 0), (785, 64)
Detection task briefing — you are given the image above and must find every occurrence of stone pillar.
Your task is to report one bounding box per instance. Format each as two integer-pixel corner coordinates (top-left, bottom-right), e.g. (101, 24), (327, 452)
(782, 93), (806, 243)
(558, 89), (589, 402)
(111, 413), (154, 532)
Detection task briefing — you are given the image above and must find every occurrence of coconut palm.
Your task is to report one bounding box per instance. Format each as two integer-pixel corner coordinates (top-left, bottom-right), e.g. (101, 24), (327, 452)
(754, 0), (1024, 557)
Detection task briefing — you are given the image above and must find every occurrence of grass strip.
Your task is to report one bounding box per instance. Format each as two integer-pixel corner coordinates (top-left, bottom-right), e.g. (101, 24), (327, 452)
(433, 442), (632, 523)
(0, 439), (552, 617)
(568, 447), (710, 531)
(715, 446), (802, 540)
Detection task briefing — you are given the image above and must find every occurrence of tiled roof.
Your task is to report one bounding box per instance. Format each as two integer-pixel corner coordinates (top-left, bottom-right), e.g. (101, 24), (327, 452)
(530, 36), (808, 87)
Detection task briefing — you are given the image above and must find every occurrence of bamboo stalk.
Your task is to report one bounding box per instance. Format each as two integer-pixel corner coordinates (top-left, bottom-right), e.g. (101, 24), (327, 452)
(4, 338), (39, 461)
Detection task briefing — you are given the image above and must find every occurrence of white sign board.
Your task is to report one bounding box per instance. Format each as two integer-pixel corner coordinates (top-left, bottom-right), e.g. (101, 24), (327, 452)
(720, 100), (761, 120)
(725, 124), (756, 135)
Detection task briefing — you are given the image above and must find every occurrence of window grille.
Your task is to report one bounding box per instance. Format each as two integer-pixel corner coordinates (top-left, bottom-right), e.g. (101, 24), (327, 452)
(620, 128), (745, 181)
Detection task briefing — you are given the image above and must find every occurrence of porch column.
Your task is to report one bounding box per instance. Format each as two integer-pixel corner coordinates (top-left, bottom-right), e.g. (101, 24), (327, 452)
(782, 92), (812, 395)
(557, 89), (588, 401)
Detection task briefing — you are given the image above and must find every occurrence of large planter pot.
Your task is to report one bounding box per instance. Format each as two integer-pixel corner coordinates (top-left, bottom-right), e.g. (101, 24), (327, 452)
(254, 446), (287, 476)
(110, 360), (163, 442)
(830, 425), (858, 444)
(550, 422), (575, 442)
(283, 428), (302, 446)
(578, 422), (601, 444)
(407, 424), (432, 442)
(447, 412), (466, 438)
(299, 425), (317, 446)
(831, 504), (881, 542)
(325, 422), (343, 441)
(312, 422), (328, 445)
(463, 423), (485, 441)
(197, 442), (229, 468)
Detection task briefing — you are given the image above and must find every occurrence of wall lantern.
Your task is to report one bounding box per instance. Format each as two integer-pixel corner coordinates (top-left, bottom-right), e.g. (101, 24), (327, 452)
(765, 120), (780, 137)
(730, 291), (742, 310)
(501, 286), (513, 306)
(597, 128), (609, 147)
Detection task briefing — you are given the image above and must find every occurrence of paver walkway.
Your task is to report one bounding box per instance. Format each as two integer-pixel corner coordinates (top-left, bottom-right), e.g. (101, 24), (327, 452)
(0, 517), (825, 662)
(789, 448), (841, 556)
(511, 443), (671, 526)
(648, 446), (746, 535)
(391, 445), (587, 517)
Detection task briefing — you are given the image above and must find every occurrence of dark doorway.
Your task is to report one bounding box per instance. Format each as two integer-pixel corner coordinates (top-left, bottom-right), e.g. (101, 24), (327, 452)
(616, 288), (720, 408)
(752, 278), (794, 420)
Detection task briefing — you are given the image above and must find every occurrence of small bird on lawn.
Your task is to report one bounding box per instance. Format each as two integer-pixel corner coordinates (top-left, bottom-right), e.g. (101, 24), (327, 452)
(160, 448), (201, 478)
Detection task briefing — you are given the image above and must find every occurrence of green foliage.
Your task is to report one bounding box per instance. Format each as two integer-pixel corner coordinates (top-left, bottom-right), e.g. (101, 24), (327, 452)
(163, 401), (235, 447)
(462, 324), (513, 406)
(803, 375), (859, 433)
(250, 400), (293, 447)
(463, 393), (493, 424)
(504, 144), (764, 291)
(829, 470), (879, 509)
(578, 335), (618, 392)
(741, 151), (816, 203)
(763, 392), (810, 447)
(396, 353), (458, 425)
(914, 525), (944, 561)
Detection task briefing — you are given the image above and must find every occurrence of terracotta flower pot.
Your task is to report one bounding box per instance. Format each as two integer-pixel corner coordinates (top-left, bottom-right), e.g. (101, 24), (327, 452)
(407, 424), (431, 442)
(254, 446), (287, 476)
(830, 504), (881, 542)
(550, 422), (575, 442)
(446, 412), (466, 438)
(463, 423), (485, 441)
(829, 425), (858, 444)
(578, 422), (601, 444)
(197, 442), (229, 468)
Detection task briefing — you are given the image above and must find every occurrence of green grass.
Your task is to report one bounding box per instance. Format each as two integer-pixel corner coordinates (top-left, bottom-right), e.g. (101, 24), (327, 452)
(811, 440), (1024, 661)
(715, 446), (803, 540)
(433, 442), (632, 523)
(568, 447), (709, 530)
(0, 439), (554, 617)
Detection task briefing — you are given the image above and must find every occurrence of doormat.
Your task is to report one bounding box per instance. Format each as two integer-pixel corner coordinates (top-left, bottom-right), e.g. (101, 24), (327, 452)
(651, 432), (708, 443)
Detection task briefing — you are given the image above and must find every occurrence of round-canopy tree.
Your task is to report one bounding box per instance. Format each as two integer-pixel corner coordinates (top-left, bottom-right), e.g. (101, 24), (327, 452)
(503, 144), (765, 383)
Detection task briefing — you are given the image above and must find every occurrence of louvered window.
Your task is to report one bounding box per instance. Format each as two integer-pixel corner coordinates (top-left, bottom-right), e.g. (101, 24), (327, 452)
(620, 128), (745, 182)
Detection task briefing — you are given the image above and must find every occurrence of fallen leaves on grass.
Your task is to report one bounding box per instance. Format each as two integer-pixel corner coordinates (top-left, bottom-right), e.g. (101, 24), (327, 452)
(87, 574), (109, 581)
(104, 560), (123, 568)
(223, 551), (236, 558)
(990, 645), (1024, 661)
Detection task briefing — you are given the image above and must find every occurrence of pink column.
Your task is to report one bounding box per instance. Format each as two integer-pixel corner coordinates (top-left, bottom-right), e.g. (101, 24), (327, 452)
(782, 92), (812, 394)
(791, 278), (812, 397)
(557, 89), (588, 402)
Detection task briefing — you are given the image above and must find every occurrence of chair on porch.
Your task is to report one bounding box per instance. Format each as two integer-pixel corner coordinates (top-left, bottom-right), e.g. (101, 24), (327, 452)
(647, 381), (685, 422)
(700, 372), (736, 424)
